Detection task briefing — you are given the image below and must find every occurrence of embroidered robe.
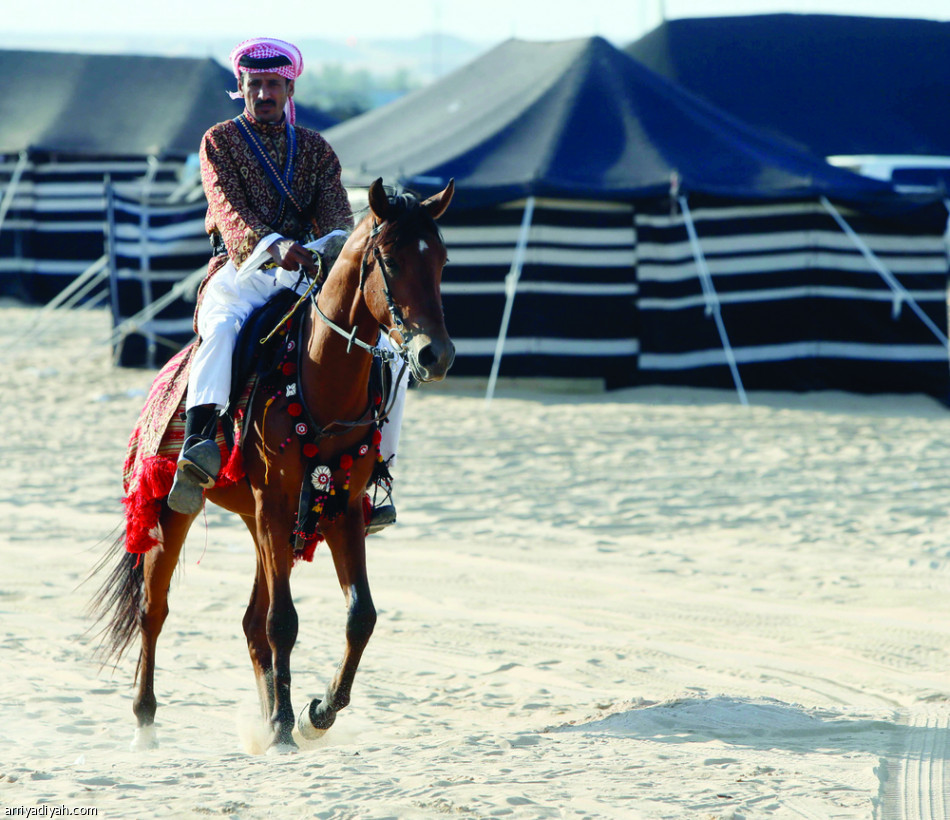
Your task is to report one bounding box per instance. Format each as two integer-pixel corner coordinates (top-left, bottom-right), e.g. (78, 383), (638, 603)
(197, 112), (353, 315)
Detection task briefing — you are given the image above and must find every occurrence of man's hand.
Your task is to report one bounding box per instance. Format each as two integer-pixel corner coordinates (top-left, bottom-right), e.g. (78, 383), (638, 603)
(267, 238), (319, 277)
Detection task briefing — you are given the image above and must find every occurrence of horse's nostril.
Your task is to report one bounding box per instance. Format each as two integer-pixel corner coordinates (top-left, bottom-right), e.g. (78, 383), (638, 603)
(417, 343), (439, 370)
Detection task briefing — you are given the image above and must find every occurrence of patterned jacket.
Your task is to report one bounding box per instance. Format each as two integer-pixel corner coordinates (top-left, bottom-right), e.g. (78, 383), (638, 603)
(196, 112), (353, 317)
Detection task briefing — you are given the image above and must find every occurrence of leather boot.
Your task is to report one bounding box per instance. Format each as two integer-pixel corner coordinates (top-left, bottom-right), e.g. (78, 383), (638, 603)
(167, 405), (221, 515)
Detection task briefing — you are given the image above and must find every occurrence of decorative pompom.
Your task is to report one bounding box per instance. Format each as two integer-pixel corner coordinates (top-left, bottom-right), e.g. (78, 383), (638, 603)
(340, 454), (353, 470)
(303, 443), (319, 458)
(288, 402), (303, 417)
(373, 430), (382, 445)
(282, 362), (297, 376)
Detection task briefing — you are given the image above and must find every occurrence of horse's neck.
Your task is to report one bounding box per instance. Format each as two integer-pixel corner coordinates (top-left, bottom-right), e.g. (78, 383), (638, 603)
(301, 251), (378, 422)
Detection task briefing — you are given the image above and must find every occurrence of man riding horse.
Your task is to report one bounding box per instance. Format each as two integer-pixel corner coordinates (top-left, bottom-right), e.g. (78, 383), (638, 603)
(171, 37), (403, 529)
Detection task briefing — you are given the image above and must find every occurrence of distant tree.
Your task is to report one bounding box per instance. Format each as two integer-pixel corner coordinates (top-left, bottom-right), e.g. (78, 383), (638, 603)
(294, 64), (421, 121)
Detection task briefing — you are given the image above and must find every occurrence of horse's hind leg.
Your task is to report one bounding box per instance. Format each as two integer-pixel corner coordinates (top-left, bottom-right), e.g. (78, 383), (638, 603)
(131, 506), (194, 750)
(239, 515), (275, 722)
(298, 507), (377, 738)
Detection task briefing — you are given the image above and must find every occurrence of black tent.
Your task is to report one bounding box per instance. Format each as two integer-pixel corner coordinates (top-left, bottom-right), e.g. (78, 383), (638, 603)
(0, 48), (335, 303)
(0, 48), (335, 158)
(325, 37), (950, 398)
(327, 36), (928, 209)
(626, 14), (950, 160)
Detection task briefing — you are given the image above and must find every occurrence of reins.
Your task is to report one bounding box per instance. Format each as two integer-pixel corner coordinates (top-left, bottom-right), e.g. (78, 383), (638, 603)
(259, 212), (444, 436)
(306, 223), (413, 432)
(261, 220), (412, 363)
(311, 228), (412, 361)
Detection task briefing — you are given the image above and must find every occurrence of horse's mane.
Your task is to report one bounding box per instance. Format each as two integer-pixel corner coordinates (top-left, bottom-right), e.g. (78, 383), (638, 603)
(363, 190), (444, 249)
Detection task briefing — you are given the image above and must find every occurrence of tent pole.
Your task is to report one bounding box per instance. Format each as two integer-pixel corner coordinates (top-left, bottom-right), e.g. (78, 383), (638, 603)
(138, 195), (158, 369)
(105, 179), (121, 338)
(679, 196), (748, 406)
(820, 196), (949, 347)
(485, 196), (535, 407)
(143, 155), (160, 199)
(0, 151), (29, 238)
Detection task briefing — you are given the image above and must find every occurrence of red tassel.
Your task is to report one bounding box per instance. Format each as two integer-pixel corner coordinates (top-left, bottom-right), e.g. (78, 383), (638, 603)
(220, 442), (245, 485)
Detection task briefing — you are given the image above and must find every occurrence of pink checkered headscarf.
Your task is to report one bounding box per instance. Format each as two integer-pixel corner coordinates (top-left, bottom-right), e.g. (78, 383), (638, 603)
(228, 38), (304, 124)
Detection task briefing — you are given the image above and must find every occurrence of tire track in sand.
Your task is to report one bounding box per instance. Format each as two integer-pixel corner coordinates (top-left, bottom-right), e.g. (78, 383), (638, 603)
(879, 707), (950, 820)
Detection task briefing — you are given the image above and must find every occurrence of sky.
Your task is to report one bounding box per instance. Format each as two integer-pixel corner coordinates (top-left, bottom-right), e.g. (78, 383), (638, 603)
(8, 0), (950, 45)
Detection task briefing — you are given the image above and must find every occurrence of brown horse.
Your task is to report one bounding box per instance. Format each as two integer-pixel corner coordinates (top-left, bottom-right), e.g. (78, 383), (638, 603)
(93, 178), (455, 752)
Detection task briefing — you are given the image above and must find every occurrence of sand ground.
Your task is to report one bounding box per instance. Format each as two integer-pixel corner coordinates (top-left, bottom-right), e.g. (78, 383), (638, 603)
(0, 304), (948, 819)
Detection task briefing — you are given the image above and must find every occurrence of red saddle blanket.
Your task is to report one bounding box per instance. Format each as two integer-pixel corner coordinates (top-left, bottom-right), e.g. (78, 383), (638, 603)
(121, 343), (248, 555)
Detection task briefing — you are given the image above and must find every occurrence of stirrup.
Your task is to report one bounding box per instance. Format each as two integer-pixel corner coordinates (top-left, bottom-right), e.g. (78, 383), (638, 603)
(167, 437), (221, 515)
(366, 504), (397, 535)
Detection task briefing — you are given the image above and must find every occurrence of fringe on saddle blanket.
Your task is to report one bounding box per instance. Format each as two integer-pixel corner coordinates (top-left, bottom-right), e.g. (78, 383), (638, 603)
(121, 344), (248, 556)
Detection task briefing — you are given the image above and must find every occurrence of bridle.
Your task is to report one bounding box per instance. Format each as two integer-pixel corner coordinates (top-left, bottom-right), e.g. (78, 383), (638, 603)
(302, 213), (444, 429)
(362, 222), (415, 349)
(311, 216), (440, 364)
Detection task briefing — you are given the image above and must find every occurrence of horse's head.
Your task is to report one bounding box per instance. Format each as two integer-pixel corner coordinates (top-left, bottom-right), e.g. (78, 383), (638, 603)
(360, 177), (456, 383)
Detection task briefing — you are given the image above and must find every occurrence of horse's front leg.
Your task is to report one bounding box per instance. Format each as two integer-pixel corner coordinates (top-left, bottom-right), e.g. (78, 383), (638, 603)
(255, 502), (299, 751)
(238, 514), (276, 723)
(298, 504), (377, 739)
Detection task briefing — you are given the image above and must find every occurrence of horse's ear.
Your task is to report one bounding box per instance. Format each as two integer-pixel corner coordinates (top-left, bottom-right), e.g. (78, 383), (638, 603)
(367, 178), (392, 222)
(422, 178), (454, 221)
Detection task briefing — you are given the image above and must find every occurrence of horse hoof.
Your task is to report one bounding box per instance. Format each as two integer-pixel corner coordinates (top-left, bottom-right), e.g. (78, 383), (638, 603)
(130, 725), (159, 751)
(266, 741), (298, 756)
(297, 698), (336, 740)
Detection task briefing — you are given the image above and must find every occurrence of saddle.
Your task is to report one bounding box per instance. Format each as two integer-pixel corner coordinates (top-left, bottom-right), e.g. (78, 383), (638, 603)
(228, 290), (298, 415)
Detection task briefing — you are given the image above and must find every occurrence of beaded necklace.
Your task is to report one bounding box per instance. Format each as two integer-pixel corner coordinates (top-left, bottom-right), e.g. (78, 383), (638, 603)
(233, 114), (301, 223)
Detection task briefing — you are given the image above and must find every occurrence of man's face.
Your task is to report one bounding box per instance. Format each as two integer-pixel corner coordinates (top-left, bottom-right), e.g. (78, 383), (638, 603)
(241, 71), (293, 123)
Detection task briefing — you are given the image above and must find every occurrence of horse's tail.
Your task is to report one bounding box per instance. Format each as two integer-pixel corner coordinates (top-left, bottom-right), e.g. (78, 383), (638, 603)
(86, 528), (143, 668)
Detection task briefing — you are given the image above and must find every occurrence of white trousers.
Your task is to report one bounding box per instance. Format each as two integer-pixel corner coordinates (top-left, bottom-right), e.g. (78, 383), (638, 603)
(187, 235), (406, 465)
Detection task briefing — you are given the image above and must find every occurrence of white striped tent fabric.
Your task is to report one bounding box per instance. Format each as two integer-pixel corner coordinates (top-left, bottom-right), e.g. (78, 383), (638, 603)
(636, 199), (950, 397)
(0, 153), (193, 303)
(438, 198), (640, 388)
(107, 190), (207, 368)
(12, 168), (946, 396)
